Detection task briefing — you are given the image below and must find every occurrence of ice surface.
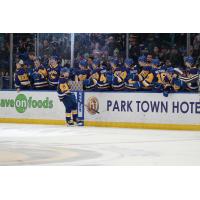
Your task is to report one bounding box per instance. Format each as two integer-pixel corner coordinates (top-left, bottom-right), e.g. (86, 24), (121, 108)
(0, 123), (200, 165)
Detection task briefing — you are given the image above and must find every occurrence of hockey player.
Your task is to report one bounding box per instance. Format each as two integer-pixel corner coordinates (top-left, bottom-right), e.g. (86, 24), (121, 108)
(84, 59), (101, 90)
(151, 58), (167, 92)
(136, 56), (154, 90)
(14, 59), (31, 92)
(179, 56), (199, 92)
(57, 68), (81, 126)
(124, 58), (141, 91)
(162, 67), (186, 97)
(138, 66), (154, 90)
(111, 59), (125, 90)
(31, 57), (49, 90)
(47, 56), (62, 90)
(97, 64), (112, 91)
(75, 59), (90, 84)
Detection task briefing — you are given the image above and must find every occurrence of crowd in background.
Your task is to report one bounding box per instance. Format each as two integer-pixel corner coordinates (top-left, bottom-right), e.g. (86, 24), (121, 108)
(0, 33), (200, 92)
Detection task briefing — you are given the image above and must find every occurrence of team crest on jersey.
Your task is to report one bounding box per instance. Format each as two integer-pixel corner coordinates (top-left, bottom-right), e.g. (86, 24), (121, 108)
(86, 96), (99, 115)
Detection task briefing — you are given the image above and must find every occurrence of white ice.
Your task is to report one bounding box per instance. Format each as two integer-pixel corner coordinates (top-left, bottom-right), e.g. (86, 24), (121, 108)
(0, 123), (200, 165)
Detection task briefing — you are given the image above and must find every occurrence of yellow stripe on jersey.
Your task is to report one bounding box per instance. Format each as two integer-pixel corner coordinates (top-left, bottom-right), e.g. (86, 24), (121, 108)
(72, 110), (77, 115)
(100, 74), (107, 83)
(120, 71), (127, 80)
(18, 74), (29, 82)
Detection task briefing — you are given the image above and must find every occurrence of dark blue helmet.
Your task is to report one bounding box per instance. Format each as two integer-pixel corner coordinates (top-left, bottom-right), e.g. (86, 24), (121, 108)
(166, 67), (175, 74)
(93, 58), (100, 66)
(110, 59), (119, 66)
(79, 59), (88, 67)
(152, 58), (160, 66)
(60, 67), (70, 75)
(138, 55), (147, 63)
(184, 56), (194, 64)
(143, 66), (152, 71)
(50, 56), (59, 61)
(124, 58), (134, 66)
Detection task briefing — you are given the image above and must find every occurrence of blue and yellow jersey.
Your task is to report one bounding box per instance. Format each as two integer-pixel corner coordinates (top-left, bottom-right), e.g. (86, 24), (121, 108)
(97, 67), (112, 90)
(31, 65), (48, 89)
(75, 69), (90, 81)
(84, 68), (101, 90)
(46, 64), (62, 87)
(138, 67), (154, 88)
(112, 67), (125, 90)
(179, 67), (198, 92)
(151, 67), (167, 84)
(14, 67), (31, 89)
(57, 76), (71, 100)
(125, 65), (140, 84)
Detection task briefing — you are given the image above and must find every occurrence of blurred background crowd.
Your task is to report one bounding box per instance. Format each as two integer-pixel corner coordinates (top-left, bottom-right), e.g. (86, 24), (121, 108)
(0, 33), (200, 91)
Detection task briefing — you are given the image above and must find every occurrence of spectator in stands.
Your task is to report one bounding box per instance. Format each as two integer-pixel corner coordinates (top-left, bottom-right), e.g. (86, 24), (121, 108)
(169, 45), (183, 67)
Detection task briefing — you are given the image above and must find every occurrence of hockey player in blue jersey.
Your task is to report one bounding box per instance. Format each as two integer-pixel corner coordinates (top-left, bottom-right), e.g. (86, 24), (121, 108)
(130, 56), (154, 91)
(57, 68), (82, 126)
(124, 58), (141, 91)
(84, 58), (101, 90)
(97, 64), (112, 91)
(179, 56), (199, 92)
(111, 59), (125, 90)
(14, 59), (31, 92)
(31, 57), (49, 90)
(162, 67), (186, 97)
(151, 59), (167, 92)
(47, 56), (62, 90)
(75, 60), (90, 82)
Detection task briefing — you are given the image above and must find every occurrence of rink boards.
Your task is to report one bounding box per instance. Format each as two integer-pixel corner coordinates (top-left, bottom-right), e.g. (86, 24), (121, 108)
(0, 91), (200, 130)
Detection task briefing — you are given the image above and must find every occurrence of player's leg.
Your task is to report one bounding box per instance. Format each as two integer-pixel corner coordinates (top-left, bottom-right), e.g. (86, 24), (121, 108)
(70, 94), (78, 122)
(62, 96), (74, 126)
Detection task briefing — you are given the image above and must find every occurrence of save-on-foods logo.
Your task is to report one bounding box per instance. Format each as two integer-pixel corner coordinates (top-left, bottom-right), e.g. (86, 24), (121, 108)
(0, 94), (53, 113)
(86, 96), (99, 115)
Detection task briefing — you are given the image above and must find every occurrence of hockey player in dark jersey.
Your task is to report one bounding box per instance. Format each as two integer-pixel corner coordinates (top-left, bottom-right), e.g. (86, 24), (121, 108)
(151, 58), (167, 92)
(47, 56), (62, 90)
(124, 58), (141, 91)
(162, 67), (186, 97)
(75, 59), (90, 82)
(57, 68), (82, 126)
(179, 56), (199, 92)
(14, 59), (31, 92)
(31, 57), (49, 90)
(84, 59), (101, 90)
(97, 65), (112, 91)
(111, 59), (125, 90)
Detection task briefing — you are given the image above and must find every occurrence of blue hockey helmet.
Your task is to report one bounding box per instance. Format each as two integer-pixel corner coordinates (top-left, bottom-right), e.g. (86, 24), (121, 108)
(110, 58), (119, 66)
(124, 58), (134, 66)
(50, 56), (59, 61)
(152, 58), (160, 66)
(60, 67), (70, 75)
(93, 58), (100, 66)
(166, 67), (175, 74)
(138, 55), (147, 63)
(143, 66), (152, 71)
(79, 59), (88, 67)
(184, 56), (194, 64)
